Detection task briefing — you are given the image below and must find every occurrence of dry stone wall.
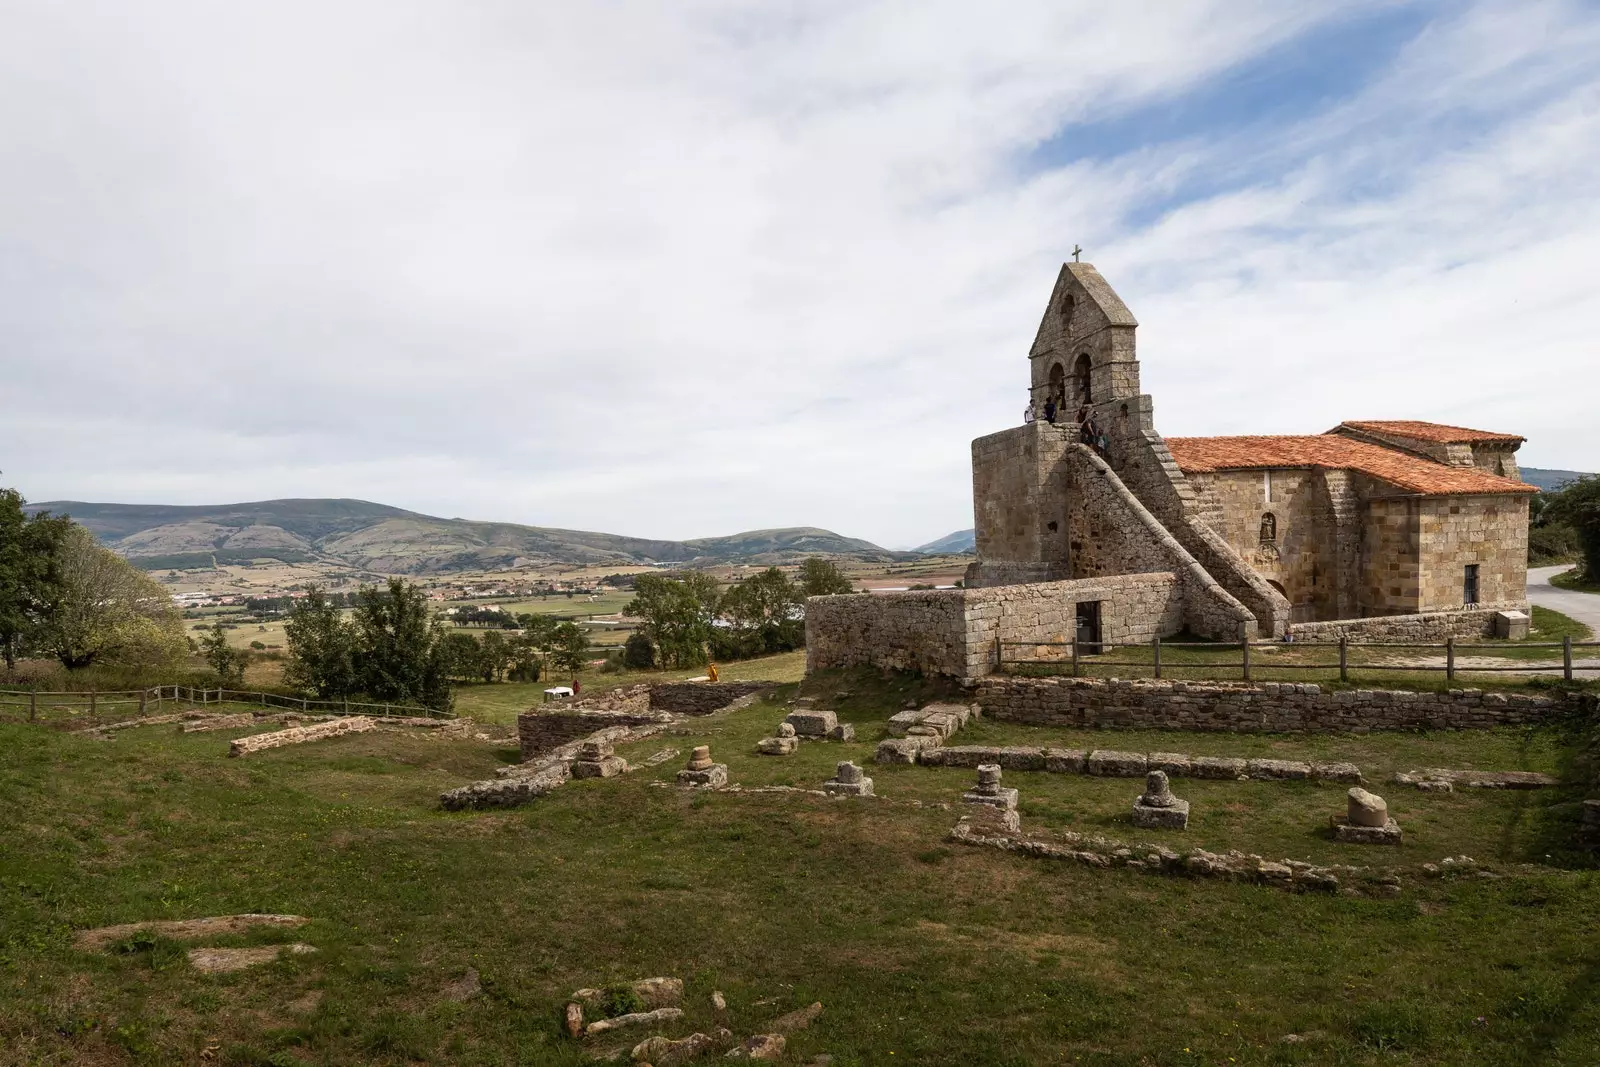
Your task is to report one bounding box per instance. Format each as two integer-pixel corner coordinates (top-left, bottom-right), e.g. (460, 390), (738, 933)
(1291, 607), (1515, 641)
(976, 676), (1579, 733)
(648, 681), (775, 715)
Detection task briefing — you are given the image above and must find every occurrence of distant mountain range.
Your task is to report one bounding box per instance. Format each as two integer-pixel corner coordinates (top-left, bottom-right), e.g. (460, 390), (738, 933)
(1520, 467), (1594, 491)
(913, 529), (977, 554)
(26, 498), (911, 573)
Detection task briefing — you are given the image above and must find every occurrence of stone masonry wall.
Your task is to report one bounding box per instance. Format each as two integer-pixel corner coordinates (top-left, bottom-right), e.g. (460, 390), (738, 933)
(807, 573), (1190, 681)
(1290, 606), (1514, 641)
(966, 574), (1184, 666)
(806, 590), (971, 679)
(1418, 495), (1529, 613)
(648, 681), (776, 715)
(977, 675), (1566, 734)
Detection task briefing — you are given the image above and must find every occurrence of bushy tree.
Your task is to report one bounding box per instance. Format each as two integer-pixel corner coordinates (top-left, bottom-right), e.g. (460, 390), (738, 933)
(438, 631), (487, 684)
(549, 621), (591, 674)
(199, 622), (247, 685)
(352, 577), (452, 711)
(797, 557), (854, 598)
(1541, 476), (1600, 579)
(0, 490), (70, 670)
(622, 631), (655, 670)
(717, 567), (803, 658)
(283, 586), (357, 697)
(625, 573), (718, 668)
(506, 632), (542, 682)
(45, 525), (186, 670)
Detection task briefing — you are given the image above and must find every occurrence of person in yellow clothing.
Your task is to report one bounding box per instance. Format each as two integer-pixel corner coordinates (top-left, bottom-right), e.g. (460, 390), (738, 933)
(707, 663), (719, 682)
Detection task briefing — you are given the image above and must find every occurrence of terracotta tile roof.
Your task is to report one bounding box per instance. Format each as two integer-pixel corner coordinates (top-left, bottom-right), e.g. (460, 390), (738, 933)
(1165, 435), (1537, 496)
(1335, 420), (1524, 445)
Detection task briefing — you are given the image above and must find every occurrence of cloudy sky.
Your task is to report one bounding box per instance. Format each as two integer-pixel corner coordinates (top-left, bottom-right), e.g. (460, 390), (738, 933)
(3, 1), (1596, 548)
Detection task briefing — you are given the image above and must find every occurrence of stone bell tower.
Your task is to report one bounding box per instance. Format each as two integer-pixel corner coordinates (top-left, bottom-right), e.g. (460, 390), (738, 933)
(1027, 262), (1142, 417)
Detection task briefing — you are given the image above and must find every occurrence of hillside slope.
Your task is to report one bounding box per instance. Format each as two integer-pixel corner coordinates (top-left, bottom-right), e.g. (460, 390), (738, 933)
(27, 498), (907, 572)
(914, 529), (976, 554)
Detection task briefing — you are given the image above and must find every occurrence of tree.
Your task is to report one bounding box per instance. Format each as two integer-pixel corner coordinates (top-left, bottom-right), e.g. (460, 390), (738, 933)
(798, 557), (854, 598)
(625, 574), (717, 668)
(45, 525), (186, 670)
(717, 567), (803, 658)
(283, 586), (357, 698)
(439, 631), (488, 683)
(1541, 476), (1600, 579)
(199, 622), (247, 685)
(479, 629), (511, 682)
(352, 577), (452, 711)
(0, 490), (70, 671)
(622, 631), (655, 670)
(549, 621), (591, 674)
(506, 632), (542, 682)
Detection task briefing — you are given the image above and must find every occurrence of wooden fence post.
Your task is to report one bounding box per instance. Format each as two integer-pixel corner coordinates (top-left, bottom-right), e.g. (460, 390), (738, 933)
(29, 691), (36, 722)
(1564, 635), (1573, 682)
(1339, 634), (1349, 683)
(1446, 637), (1455, 683)
(1071, 633), (1080, 677)
(1241, 631), (1251, 682)
(1153, 635), (1161, 680)
(139, 690), (147, 716)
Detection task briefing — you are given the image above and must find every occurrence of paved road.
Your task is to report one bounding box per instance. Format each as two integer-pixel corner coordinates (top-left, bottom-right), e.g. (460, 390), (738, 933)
(1528, 564), (1600, 635)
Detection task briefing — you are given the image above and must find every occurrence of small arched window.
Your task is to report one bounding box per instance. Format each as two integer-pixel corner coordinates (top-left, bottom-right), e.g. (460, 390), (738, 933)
(1259, 513), (1278, 544)
(1060, 293), (1075, 328)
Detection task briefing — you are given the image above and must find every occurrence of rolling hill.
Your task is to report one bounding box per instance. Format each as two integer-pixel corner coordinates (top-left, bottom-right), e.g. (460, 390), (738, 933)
(1521, 467), (1594, 492)
(26, 498), (909, 573)
(913, 529), (976, 554)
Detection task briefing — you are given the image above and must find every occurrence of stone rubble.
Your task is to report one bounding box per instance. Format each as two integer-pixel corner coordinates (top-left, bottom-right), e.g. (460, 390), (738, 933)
(584, 1006), (684, 1037)
(881, 741), (1364, 785)
(757, 722), (799, 756)
(1392, 768), (1559, 790)
(440, 764), (569, 810)
(725, 1034), (785, 1060)
(631, 1028), (731, 1064)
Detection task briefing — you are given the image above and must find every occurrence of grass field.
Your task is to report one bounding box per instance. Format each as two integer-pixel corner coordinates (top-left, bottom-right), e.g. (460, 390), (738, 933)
(2, 668), (1598, 1066)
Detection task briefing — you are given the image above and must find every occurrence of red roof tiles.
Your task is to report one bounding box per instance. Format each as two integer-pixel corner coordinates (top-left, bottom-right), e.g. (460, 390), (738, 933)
(1165, 435), (1536, 496)
(1335, 420), (1524, 445)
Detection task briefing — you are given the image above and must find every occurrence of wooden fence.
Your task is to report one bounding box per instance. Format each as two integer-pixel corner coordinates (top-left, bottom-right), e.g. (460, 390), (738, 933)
(999, 634), (1600, 683)
(0, 685), (452, 729)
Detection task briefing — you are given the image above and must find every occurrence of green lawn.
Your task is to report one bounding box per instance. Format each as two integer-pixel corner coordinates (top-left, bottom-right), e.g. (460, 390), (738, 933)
(2, 674), (1598, 1066)
(1551, 568), (1600, 594)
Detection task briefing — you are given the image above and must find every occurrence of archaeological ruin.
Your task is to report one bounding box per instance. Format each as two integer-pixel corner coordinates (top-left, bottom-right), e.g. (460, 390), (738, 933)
(808, 262), (1536, 681)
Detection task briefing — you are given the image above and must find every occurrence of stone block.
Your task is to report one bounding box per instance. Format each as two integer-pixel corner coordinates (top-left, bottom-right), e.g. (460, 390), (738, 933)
(1044, 748), (1086, 774)
(570, 755), (627, 779)
(1247, 759), (1311, 780)
(874, 738), (922, 764)
(885, 709), (926, 737)
(827, 723), (856, 742)
(920, 710), (964, 738)
(1189, 755), (1248, 779)
(823, 761), (873, 796)
(1332, 816), (1402, 844)
(1494, 610), (1530, 639)
(962, 785), (1019, 810)
(677, 764), (728, 788)
(1149, 752), (1193, 776)
(1131, 798), (1189, 830)
(1311, 761), (1363, 783)
(994, 746), (1047, 772)
(1087, 750), (1148, 777)
(785, 709), (837, 737)
(924, 746), (1001, 768)
(757, 736), (799, 756)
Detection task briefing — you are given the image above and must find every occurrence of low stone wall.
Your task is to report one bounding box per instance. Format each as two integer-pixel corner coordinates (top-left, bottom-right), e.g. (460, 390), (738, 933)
(518, 710), (674, 759)
(806, 573), (1190, 682)
(1290, 605), (1527, 642)
(647, 681), (775, 716)
(976, 675), (1572, 733)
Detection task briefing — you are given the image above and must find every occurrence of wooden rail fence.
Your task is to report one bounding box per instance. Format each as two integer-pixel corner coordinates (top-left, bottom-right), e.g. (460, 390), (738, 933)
(0, 685), (452, 728)
(999, 635), (1600, 683)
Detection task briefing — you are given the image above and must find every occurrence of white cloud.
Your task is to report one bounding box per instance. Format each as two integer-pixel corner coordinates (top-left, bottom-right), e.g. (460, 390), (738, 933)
(0, 0), (1594, 547)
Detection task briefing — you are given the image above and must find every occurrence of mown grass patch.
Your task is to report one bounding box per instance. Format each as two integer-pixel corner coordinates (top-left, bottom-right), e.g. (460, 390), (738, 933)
(1, 686), (1598, 1065)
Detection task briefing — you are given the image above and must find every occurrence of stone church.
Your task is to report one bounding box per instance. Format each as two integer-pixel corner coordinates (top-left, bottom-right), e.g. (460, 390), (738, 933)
(806, 263), (1535, 681)
(971, 261), (1534, 637)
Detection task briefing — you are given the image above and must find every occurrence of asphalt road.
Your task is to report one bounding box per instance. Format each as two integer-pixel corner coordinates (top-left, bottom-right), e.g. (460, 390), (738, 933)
(1528, 564), (1600, 634)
